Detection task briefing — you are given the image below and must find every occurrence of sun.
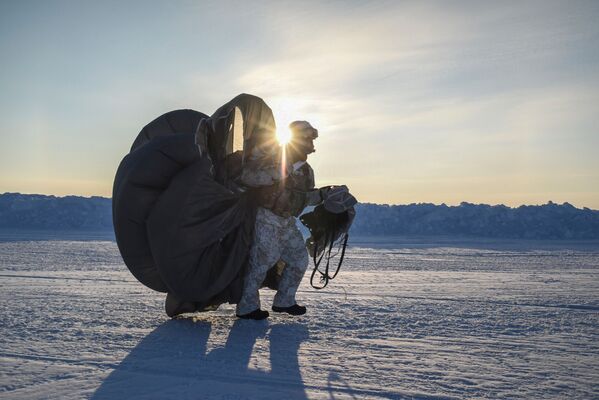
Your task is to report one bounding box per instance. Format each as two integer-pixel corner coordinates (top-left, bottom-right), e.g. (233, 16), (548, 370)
(271, 97), (299, 146)
(276, 128), (291, 145)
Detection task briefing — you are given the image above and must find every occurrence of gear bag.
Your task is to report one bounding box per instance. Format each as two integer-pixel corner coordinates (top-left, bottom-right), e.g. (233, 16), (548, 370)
(300, 200), (356, 289)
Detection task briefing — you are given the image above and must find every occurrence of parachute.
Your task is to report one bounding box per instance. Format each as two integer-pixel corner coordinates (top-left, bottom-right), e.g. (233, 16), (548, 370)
(112, 94), (277, 310)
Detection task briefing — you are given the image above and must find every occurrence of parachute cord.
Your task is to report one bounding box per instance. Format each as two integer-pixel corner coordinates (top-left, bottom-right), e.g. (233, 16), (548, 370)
(329, 233), (348, 280)
(309, 232), (349, 289)
(309, 262), (321, 289)
(309, 233), (326, 289)
(313, 237), (327, 269)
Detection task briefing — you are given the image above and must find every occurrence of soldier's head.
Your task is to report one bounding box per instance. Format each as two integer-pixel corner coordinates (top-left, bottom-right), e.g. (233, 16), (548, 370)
(287, 120), (318, 161)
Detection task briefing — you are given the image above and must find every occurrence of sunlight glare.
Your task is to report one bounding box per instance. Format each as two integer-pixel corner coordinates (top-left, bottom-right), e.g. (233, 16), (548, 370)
(271, 97), (298, 146)
(277, 129), (291, 145)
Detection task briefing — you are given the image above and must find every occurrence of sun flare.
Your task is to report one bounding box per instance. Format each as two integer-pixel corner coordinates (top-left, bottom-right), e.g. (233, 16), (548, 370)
(271, 97), (299, 146)
(276, 129), (291, 145)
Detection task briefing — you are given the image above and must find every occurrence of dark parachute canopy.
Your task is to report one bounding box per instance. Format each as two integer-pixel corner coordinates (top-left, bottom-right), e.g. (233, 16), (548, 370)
(112, 94), (277, 310)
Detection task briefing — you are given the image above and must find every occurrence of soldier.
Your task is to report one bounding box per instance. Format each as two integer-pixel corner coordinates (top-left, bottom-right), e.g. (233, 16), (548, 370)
(236, 121), (328, 320)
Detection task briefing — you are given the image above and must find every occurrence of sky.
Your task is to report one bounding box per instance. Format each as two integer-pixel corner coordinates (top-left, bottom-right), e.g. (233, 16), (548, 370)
(1, 0), (598, 208)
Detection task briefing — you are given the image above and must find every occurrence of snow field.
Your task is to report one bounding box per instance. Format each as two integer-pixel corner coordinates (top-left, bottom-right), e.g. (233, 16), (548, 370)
(1, 238), (598, 399)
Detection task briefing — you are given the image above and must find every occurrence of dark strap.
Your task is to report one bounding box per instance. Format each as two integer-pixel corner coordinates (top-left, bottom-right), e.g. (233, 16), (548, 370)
(309, 233), (349, 289)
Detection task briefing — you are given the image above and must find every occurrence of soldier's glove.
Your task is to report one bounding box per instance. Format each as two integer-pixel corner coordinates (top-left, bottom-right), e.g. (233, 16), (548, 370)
(317, 186), (332, 202)
(322, 185), (357, 214)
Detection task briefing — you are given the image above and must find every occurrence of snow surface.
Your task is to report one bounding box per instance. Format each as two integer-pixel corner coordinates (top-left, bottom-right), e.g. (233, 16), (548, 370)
(1, 234), (599, 399)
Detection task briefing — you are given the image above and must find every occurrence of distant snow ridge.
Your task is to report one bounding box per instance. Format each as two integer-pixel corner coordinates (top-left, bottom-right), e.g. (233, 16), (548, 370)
(0, 193), (112, 230)
(354, 202), (599, 239)
(1, 193), (599, 239)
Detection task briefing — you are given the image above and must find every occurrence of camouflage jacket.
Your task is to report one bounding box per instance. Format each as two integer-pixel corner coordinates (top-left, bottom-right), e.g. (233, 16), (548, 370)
(240, 160), (321, 217)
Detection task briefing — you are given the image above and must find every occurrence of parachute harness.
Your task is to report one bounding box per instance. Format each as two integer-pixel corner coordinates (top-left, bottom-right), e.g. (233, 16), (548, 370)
(309, 231), (349, 289)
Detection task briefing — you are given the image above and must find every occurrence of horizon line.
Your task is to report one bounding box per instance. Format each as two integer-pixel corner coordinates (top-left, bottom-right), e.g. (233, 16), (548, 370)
(2, 191), (597, 212)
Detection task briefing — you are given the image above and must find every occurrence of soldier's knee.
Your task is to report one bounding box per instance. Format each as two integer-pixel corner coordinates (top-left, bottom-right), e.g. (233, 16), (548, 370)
(285, 249), (309, 272)
(298, 249), (309, 269)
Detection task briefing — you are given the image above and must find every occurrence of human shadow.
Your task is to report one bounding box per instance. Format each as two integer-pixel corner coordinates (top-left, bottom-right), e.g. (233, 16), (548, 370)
(327, 371), (359, 400)
(91, 318), (309, 399)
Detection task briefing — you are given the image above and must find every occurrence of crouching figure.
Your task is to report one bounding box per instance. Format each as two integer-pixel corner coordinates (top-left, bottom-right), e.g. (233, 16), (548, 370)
(236, 121), (329, 320)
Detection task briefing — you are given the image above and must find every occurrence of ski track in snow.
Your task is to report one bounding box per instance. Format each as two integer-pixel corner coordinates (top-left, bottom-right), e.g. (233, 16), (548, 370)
(1, 237), (599, 399)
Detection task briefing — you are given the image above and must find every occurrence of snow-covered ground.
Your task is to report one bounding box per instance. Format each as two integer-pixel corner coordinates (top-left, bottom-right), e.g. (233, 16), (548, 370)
(1, 234), (599, 399)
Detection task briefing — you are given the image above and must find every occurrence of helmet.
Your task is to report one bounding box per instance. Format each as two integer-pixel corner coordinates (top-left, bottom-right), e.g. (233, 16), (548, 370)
(289, 121), (318, 139)
(288, 121), (318, 155)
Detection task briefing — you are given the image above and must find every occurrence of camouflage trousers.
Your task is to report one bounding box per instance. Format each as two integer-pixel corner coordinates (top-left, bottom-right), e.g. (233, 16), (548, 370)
(236, 207), (309, 315)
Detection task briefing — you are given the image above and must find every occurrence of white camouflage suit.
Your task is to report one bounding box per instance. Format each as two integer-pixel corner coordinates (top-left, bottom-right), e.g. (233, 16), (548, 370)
(236, 159), (320, 315)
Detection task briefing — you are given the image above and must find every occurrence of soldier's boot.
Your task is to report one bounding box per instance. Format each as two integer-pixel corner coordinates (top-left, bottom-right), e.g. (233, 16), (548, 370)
(236, 309), (270, 320)
(272, 304), (306, 316)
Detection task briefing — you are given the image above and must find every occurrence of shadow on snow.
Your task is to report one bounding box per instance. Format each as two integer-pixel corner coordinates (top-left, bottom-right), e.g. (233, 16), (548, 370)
(92, 318), (309, 399)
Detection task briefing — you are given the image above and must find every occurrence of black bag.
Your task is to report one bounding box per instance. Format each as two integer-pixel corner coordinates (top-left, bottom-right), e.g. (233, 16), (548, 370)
(300, 204), (355, 289)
